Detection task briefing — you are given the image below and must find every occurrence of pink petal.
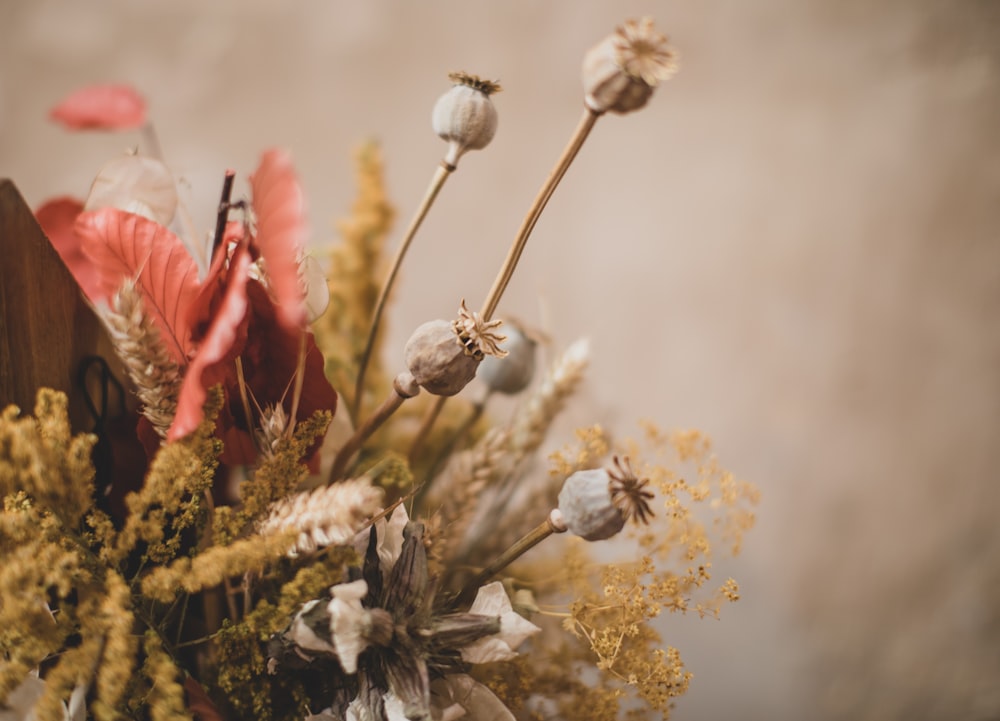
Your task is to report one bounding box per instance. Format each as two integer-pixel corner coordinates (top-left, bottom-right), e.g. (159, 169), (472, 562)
(249, 149), (308, 332)
(168, 241), (253, 442)
(49, 84), (147, 131)
(35, 196), (105, 301)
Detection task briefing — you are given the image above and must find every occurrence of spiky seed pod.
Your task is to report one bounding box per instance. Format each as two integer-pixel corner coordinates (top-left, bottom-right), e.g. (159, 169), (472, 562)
(478, 321), (537, 395)
(582, 17), (678, 115)
(433, 72), (501, 168)
(557, 468), (625, 541)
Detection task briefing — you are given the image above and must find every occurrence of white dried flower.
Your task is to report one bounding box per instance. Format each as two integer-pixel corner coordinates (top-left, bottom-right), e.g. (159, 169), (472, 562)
(258, 476), (384, 557)
(432, 72), (501, 168)
(582, 17), (678, 115)
(460, 582), (541, 664)
(327, 579), (373, 674)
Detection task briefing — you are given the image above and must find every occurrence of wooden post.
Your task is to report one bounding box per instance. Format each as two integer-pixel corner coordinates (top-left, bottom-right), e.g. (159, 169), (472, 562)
(0, 179), (104, 430)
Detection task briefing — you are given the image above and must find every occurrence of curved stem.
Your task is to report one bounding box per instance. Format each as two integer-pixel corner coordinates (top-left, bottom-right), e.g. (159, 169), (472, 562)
(353, 162), (454, 419)
(457, 512), (566, 604)
(329, 374), (420, 483)
(479, 107), (600, 321)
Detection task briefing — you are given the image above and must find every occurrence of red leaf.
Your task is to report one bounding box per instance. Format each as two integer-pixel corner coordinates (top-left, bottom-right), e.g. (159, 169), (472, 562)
(49, 84), (147, 130)
(169, 241), (253, 442)
(232, 280), (337, 465)
(75, 208), (199, 364)
(183, 676), (228, 721)
(35, 196), (105, 300)
(249, 149), (307, 332)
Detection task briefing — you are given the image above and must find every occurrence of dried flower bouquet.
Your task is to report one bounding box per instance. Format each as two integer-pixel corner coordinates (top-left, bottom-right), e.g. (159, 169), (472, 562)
(1, 18), (758, 721)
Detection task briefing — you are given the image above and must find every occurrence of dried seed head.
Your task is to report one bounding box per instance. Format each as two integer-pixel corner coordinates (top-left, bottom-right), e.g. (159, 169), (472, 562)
(432, 72), (501, 168)
(403, 302), (508, 396)
(478, 320), (538, 395)
(582, 17), (678, 115)
(255, 403), (289, 459)
(557, 468), (625, 541)
(404, 319), (480, 396)
(608, 455), (655, 525)
(452, 299), (507, 361)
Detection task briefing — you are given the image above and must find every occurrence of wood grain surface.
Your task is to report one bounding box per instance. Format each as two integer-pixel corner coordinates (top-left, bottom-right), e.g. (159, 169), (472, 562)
(0, 179), (104, 430)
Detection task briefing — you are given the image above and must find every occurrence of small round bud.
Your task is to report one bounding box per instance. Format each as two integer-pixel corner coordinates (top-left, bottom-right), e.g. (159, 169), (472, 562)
(478, 321), (537, 395)
(432, 72), (501, 168)
(582, 17), (678, 115)
(557, 468), (625, 541)
(404, 319), (480, 396)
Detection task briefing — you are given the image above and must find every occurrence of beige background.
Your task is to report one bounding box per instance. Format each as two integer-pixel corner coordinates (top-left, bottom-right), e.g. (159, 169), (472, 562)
(2, 1), (999, 719)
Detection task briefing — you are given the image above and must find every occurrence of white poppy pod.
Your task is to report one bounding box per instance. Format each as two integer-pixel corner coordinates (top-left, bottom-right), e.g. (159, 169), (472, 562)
(557, 468), (625, 541)
(432, 73), (500, 167)
(85, 153), (178, 226)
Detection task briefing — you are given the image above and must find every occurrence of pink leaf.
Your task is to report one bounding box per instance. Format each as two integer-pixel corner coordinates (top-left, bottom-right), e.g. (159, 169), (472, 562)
(249, 149), (308, 332)
(49, 84), (147, 130)
(75, 208), (199, 364)
(168, 242), (253, 442)
(35, 196), (105, 301)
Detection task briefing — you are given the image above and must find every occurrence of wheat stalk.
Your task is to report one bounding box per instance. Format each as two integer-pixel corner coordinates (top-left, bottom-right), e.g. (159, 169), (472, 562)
(257, 476), (384, 557)
(103, 280), (182, 438)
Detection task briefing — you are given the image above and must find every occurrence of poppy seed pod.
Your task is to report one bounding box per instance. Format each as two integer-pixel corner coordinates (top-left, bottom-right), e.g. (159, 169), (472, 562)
(432, 72), (500, 168)
(478, 322), (537, 395)
(582, 17), (678, 115)
(557, 468), (625, 542)
(404, 319), (480, 397)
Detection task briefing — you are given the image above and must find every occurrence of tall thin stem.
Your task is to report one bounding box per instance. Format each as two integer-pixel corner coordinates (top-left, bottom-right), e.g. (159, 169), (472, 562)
(457, 512), (566, 604)
(479, 107), (600, 321)
(408, 395), (447, 466)
(329, 374), (421, 483)
(353, 162), (454, 419)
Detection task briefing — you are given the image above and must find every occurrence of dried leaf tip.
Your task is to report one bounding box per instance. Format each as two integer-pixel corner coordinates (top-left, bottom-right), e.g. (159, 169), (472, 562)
(453, 299), (507, 360)
(447, 72), (502, 96)
(608, 454), (655, 525)
(613, 18), (678, 86)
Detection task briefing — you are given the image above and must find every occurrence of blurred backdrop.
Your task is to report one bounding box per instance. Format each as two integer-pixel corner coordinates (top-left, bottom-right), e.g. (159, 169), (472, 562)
(2, 1), (998, 719)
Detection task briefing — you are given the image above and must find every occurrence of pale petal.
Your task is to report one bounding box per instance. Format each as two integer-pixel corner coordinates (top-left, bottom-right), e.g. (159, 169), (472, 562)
(461, 582), (540, 664)
(328, 579), (370, 674)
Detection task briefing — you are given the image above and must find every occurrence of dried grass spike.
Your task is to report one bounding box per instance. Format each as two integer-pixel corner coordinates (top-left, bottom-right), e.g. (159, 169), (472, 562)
(258, 476), (384, 556)
(104, 279), (181, 438)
